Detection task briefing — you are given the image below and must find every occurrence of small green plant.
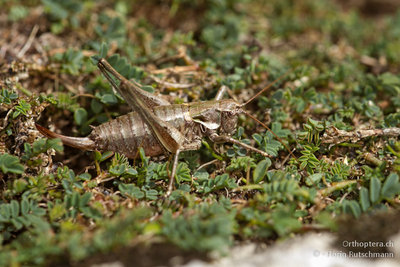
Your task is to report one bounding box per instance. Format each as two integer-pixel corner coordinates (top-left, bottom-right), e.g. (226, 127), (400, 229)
(387, 141), (400, 172)
(63, 192), (102, 219)
(12, 99), (31, 119)
(22, 138), (63, 161)
(195, 173), (237, 194)
(0, 89), (18, 105)
(162, 201), (236, 253)
(8, 5), (29, 22)
(0, 199), (47, 243)
(298, 144), (320, 172)
(342, 173), (400, 218)
(0, 153), (24, 174)
(42, 0), (83, 34)
(298, 118), (325, 145)
(52, 48), (84, 75)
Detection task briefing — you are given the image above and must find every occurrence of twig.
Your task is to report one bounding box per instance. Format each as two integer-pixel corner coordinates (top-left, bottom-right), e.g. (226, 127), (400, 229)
(1, 109), (13, 131)
(17, 25), (39, 58)
(322, 126), (400, 144)
(148, 75), (196, 89)
(232, 184), (263, 192)
(318, 180), (358, 196)
(154, 45), (198, 67)
(149, 65), (198, 74)
(48, 48), (96, 57)
(71, 93), (96, 99)
(196, 159), (219, 172)
(362, 152), (384, 167)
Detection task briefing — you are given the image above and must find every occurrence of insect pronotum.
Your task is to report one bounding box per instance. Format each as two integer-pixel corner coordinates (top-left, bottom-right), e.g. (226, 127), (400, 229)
(36, 58), (289, 195)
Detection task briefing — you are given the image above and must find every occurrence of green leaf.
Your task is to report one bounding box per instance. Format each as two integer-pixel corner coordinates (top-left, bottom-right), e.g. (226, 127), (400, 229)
(91, 99), (103, 114)
(119, 184), (145, 199)
(15, 99), (31, 116)
(0, 88), (18, 104)
(101, 93), (118, 105)
(13, 178), (28, 193)
(42, 0), (69, 20)
(99, 151), (114, 162)
(17, 215), (30, 228)
(71, 192), (80, 208)
(0, 153), (24, 174)
(380, 72), (400, 86)
(381, 173), (400, 199)
(26, 214), (50, 231)
(226, 156), (256, 172)
(8, 5), (29, 22)
(369, 177), (381, 204)
(125, 167), (138, 176)
(0, 204), (11, 221)
(23, 138), (63, 160)
(175, 163), (191, 183)
(359, 187), (370, 212)
(79, 193), (92, 208)
(78, 173), (91, 181)
(272, 206), (302, 236)
(305, 173), (323, 186)
(74, 108), (88, 126)
(21, 199), (29, 216)
(11, 200), (20, 218)
(252, 132), (282, 157)
(47, 138), (64, 152)
(49, 202), (66, 221)
(30, 203), (46, 216)
(109, 164), (126, 176)
(143, 188), (158, 200)
(253, 159), (271, 183)
(348, 201), (361, 218)
(94, 150), (102, 161)
(11, 218), (23, 230)
(99, 42), (109, 58)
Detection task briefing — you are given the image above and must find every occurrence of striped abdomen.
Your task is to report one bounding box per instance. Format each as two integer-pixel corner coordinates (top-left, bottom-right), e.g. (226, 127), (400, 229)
(90, 104), (203, 158)
(36, 99), (239, 158)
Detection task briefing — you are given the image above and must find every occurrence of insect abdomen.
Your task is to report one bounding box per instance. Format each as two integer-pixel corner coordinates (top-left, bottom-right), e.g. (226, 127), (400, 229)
(90, 112), (164, 158)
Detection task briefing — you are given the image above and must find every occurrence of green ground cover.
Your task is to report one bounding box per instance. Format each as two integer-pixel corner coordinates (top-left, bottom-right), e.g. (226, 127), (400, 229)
(1, 0), (400, 266)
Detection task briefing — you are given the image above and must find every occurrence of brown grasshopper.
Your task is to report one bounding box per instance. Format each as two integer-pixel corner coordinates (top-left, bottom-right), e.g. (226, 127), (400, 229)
(36, 58), (284, 194)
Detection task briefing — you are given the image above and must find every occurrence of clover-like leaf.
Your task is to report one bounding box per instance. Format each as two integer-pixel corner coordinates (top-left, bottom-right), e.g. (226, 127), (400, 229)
(0, 153), (24, 174)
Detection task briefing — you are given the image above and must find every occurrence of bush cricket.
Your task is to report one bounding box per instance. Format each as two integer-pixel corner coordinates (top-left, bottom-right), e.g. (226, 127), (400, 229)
(36, 58), (288, 195)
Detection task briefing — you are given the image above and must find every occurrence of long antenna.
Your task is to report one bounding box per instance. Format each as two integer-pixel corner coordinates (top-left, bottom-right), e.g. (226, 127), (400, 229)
(239, 67), (297, 161)
(241, 68), (292, 107)
(243, 110), (297, 161)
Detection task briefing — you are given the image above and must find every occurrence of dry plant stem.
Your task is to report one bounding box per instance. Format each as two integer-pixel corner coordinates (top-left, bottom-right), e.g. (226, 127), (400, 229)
(167, 149), (181, 196)
(322, 127), (400, 144)
(149, 75), (196, 89)
(363, 152), (384, 167)
(150, 65), (198, 74)
(17, 25), (39, 58)
(196, 159), (219, 172)
(232, 184), (263, 192)
(318, 180), (358, 196)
